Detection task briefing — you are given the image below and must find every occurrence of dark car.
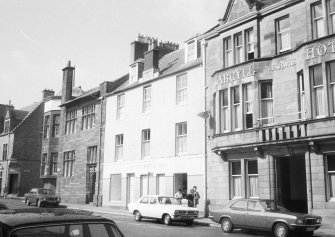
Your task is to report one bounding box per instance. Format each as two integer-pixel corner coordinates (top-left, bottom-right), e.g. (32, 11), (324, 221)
(210, 198), (322, 237)
(0, 208), (124, 237)
(24, 188), (61, 207)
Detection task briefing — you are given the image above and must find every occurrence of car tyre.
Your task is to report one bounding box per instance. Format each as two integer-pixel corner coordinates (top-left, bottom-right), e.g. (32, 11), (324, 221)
(273, 223), (289, 237)
(37, 199), (42, 207)
(221, 218), (233, 233)
(134, 211), (142, 222)
(185, 220), (193, 226)
(163, 214), (172, 225)
(25, 199), (30, 206)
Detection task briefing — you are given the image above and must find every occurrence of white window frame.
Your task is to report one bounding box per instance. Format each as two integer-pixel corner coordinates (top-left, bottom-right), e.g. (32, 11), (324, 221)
(141, 129), (150, 158)
(327, 0), (335, 34)
(143, 86), (152, 113)
(52, 114), (60, 137)
(234, 33), (243, 64)
(246, 159), (259, 198)
(245, 28), (254, 60)
(232, 86), (242, 131)
(312, 2), (325, 39)
(176, 122), (187, 156)
(176, 73), (187, 105)
(310, 64), (325, 118)
(325, 154), (335, 201)
(185, 39), (197, 62)
(231, 161), (242, 199)
(4, 120), (10, 133)
(65, 110), (77, 134)
(63, 150), (75, 177)
(43, 115), (50, 138)
(51, 153), (58, 175)
(260, 81), (274, 125)
(224, 37), (233, 67)
(115, 134), (124, 161)
(276, 16), (291, 52)
(220, 89), (229, 133)
(82, 104), (96, 130)
(116, 93), (125, 120)
(41, 153), (48, 176)
(327, 61), (335, 115)
(243, 83), (253, 129)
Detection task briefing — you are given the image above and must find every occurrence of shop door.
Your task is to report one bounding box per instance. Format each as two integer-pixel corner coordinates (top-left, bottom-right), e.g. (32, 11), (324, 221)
(276, 156), (308, 213)
(8, 174), (19, 194)
(86, 166), (96, 203)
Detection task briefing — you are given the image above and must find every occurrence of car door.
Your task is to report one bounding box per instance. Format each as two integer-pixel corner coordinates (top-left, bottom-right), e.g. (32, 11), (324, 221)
(138, 196), (150, 217)
(246, 200), (266, 229)
(147, 197), (159, 218)
(229, 199), (247, 227)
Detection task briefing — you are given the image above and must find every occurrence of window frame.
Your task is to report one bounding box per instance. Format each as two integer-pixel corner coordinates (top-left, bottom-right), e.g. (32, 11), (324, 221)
(224, 36), (233, 68)
(231, 86), (242, 131)
(186, 39), (197, 62)
(82, 104), (96, 130)
(175, 122), (187, 156)
(230, 161), (242, 199)
(50, 153), (58, 175)
(115, 134), (124, 161)
(141, 129), (150, 158)
(2, 143), (8, 160)
(87, 146), (98, 164)
(246, 159), (259, 198)
(327, 61), (335, 115)
(312, 2), (325, 39)
(234, 32), (243, 64)
(63, 150), (75, 177)
(43, 115), (50, 138)
(3, 120), (10, 133)
(245, 28), (254, 60)
(52, 114), (60, 137)
(219, 89), (229, 133)
(310, 64), (326, 118)
(65, 110), (77, 135)
(176, 73), (187, 105)
(276, 15), (291, 53)
(116, 93), (125, 120)
(325, 154), (335, 201)
(243, 83), (253, 129)
(143, 85), (152, 113)
(260, 81), (274, 125)
(41, 153), (48, 176)
(327, 0), (335, 34)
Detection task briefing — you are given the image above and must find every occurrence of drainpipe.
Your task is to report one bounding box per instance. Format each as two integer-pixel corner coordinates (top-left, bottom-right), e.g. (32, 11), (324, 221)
(308, 145), (314, 210)
(201, 39), (209, 218)
(96, 96), (104, 207)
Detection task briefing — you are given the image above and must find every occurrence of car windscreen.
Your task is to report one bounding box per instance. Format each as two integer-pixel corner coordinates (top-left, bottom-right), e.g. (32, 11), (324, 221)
(37, 189), (54, 195)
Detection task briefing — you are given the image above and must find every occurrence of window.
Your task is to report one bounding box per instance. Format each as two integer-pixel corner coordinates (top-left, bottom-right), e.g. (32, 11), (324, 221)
(141, 175), (148, 196)
(82, 104), (96, 130)
(65, 110), (77, 134)
(327, 61), (335, 115)
(50, 153), (58, 175)
(140, 196), (149, 204)
(245, 28), (254, 60)
(232, 86), (242, 130)
(63, 151), (75, 177)
(110, 174), (121, 201)
(176, 73), (187, 104)
(231, 161), (242, 198)
(326, 155), (335, 200)
(247, 200), (262, 212)
(298, 71), (305, 119)
(115, 134), (123, 161)
(157, 174), (166, 195)
(176, 122), (187, 155)
(87, 146), (97, 164)
(186, 40), (196, 62)
(310, 65), (325, 117)
(141, 129), (150, 158)
(143, 86), (151, 113)
(41, 153), (48, 176)
(52, 114), (60, 137)
(276, 16), (291, 52)
(247, 160), (258, 198)
(327, 0), (335, 34)
(260, 81), (274, 125)
(312, 2), (325, 39)
(43, 115), (50, 138)
(220, 89), (229, 133)
(234, 33), (243, 64)
(243, 84), (253, 128)
(231, 199), (247, 210)
(116, 94), (125, 119)
(4, 120), (9, 133)
(130, 64), (138, 83)
(224, 37), (233, 67)
(2, 144), (7, 160)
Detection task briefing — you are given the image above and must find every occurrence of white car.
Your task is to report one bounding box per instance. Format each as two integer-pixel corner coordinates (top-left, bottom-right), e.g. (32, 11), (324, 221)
(128, 195), (199, 226)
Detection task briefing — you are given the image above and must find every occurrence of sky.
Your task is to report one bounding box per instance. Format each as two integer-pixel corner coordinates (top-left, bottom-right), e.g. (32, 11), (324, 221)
(0, 0), (228, 109)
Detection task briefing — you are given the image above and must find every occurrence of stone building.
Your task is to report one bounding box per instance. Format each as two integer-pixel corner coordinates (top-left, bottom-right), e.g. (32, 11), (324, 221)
(203, 0), (335, 216)
(57, 61), (127, 204)
(102, 34), (208, 214)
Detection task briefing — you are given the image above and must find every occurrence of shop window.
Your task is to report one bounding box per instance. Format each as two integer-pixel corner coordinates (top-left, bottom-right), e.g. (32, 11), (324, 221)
(141, 129), (150, 158)
(231, 161), (242, 199)
(327, 0), (335, 34)
(176, 122), (187, 155)
(232, 86), (242, 130)
(116, 93), (125, 120)
(176, 73), (187, 105)
(247, 160), (258, 198)
(327, 61), (335, 115)
(310, 64), (325, 118)
(43, 115), (50, 138)
(276, 16), (291, 52)
(234, 33), (243, 64)
(245, 28), (254, 60)
(143, 85), (151, 113)
(224, 37), (233, 68)
(326, 155), (335, 200)
(219, 89), (229, 133)
(115, 134), (124, 161)
(243, 84), (253, 129)
(260, 81), (274, 125)
(110, 174), (121, 201)
(312, 2), (325, 39)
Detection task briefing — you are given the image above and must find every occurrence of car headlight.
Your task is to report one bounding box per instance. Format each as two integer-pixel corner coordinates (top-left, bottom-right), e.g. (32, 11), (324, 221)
(316, 218), (322, 224)
(296, 217), (304, 224)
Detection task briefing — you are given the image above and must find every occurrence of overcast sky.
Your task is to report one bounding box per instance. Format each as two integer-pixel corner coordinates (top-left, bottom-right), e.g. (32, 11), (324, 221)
(0, 0), (228, 109)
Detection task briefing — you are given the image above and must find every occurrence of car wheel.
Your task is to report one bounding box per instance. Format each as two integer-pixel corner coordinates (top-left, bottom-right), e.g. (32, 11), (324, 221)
(134, 211), (142, 222)
(221, 218), (233, 233)
(273, 223), (289, 237)
(163, 214), (172, 225)
(37, 199), (42, 207)
(25, 199), (30, 206)
(185, 220), (193, 226)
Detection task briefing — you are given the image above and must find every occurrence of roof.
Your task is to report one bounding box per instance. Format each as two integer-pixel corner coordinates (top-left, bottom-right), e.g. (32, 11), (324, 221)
(0, 208), (113, 228)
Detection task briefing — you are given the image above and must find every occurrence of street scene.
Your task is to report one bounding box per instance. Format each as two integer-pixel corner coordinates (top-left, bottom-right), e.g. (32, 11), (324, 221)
(2, 0), (335, 236)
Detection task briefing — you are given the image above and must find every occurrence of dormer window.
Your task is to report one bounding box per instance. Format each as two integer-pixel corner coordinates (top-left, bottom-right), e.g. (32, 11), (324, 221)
(129, 62), (144, 84)
(4, 120), (9, 133)
(185, 39), (197, 63)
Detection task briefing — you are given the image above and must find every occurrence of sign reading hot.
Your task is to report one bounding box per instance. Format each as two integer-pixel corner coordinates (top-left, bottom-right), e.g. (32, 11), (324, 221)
(306, 41), (335, 60)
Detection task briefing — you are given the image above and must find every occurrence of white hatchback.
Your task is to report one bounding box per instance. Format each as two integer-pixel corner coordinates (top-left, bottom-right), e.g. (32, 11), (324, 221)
(128, 195), (199, 226)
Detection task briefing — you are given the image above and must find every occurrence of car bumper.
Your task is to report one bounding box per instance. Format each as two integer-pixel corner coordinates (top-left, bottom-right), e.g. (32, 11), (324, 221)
(172, 215), (197, 221)
(290, 224), (321, 232)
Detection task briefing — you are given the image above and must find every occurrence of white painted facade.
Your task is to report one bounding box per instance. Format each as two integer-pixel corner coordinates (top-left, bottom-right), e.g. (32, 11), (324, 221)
(102, 64), (206, 212)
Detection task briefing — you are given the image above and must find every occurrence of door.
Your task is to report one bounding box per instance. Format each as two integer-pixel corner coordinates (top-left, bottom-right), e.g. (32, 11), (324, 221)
(174, 173), (187, 196)
(86, 166), (96, 203)
(8, 174), (19, 194)
(127, 174), (136, 207)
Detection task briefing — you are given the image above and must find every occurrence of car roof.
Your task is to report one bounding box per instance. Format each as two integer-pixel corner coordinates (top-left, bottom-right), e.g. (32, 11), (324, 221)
(0, 208), (114, 228)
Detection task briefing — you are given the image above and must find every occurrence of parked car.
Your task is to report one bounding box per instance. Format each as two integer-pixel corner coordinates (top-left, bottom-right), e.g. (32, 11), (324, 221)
(210, 198), (322, 237)
(24, 188), (61, 207)
(128, 195), (199, 226)
(0, 208), (125, 237)
(0, 203), (8, 210)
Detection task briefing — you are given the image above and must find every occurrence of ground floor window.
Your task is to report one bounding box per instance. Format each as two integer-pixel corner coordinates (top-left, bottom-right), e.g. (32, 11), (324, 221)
(140, 175), (148, 197)
(231, 161), (242, 198)
(326, 155), (335, 200)
(247, 160), (258, 198)
(110, 174), (121, 201)
(63, 151), (75, 177)
(156, 174), (166, 195)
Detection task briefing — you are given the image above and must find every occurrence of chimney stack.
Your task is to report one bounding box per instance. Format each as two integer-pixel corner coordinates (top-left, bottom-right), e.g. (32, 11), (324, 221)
(42, 89), (55, 99)
(61, 61), (75, 104)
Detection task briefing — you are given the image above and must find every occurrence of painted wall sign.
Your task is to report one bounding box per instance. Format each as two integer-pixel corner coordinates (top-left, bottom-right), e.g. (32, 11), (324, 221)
(306, 41), (335, 60)
(272, 55), (296, 71)
(214, 64), (255, 85)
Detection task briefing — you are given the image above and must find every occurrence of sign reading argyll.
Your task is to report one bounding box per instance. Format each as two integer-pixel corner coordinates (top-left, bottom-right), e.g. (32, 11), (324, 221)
(306, 41), (335, 60)
(215, 64), (255, 85)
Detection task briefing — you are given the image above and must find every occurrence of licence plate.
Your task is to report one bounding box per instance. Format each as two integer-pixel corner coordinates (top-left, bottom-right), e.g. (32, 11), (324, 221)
(306, 227), (315, 232)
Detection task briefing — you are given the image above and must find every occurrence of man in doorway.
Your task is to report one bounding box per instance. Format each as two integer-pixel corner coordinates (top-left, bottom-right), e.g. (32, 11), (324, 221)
(193, 186), (200, 208)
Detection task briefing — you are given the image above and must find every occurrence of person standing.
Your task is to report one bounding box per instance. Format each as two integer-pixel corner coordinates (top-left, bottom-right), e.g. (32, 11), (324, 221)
(186, 189), (194, 207)
(193, 186), (200, 208)
(174, 188), (183, 204)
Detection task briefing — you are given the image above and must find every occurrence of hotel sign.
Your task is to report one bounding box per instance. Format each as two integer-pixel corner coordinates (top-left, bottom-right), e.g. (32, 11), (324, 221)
(214, 64), (255, 86)
(306, 40), (335, 60)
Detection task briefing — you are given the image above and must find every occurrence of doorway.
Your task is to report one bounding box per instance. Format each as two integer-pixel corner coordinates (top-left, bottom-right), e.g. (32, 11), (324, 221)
(86, 166), (96, 203)
(276, 156), (308, 213)
(174, 173), (187, 196)
(127, 174), (135, 207)
(8, 173), (19, 194)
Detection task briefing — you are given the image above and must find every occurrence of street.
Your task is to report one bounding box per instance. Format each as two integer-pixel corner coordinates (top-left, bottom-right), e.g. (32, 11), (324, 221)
(0, 198), (330, 237)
